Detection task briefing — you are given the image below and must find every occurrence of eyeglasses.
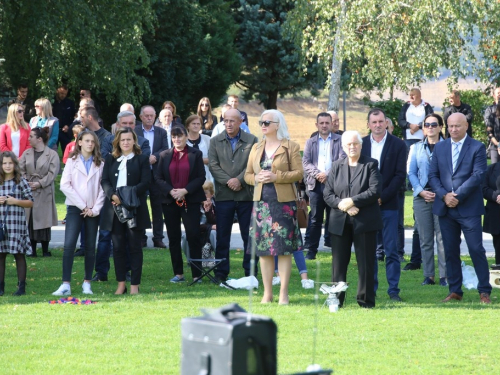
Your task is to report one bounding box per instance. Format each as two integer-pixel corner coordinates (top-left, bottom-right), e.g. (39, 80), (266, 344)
(200, 103), (209, 107)
(424, 122), (439, 128)
(16, 109), (24, 113)
(259, 120), (278, 127)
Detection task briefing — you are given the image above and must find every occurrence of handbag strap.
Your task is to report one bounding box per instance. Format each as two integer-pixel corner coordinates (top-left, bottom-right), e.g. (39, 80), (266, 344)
(284, 141), (301, 201)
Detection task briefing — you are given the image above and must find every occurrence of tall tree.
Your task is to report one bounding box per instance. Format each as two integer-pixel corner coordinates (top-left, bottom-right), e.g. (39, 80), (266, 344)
(0, 0), (154, 108)
(287, 0), (500, 110)
(142, 0), (241, 118)
(232, 0), (324, 109)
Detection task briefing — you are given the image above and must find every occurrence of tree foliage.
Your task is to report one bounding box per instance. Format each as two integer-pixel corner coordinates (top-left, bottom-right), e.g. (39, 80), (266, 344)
(232, 0), (324, 109)
(0, 0), (154, 106)
(287, 1), (500, 109)
(142, 0), (241, 118)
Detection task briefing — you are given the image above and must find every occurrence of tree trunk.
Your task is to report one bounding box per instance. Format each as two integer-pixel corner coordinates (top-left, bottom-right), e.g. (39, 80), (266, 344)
(328, 0), (346, 112)
(265, 91), (278, 109)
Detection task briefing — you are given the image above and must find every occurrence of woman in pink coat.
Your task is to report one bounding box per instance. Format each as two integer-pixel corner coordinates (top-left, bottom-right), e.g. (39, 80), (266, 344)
(0, 103), (31, 157)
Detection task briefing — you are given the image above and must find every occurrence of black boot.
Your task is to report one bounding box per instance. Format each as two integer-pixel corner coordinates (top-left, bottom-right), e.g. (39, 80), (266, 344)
(13, 281), (26, 296)
(0, 281), (4, 296)
(42, 251), (52, 257)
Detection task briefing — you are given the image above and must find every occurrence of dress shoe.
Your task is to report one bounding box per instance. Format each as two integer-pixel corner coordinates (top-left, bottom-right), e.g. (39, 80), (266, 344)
(389, 294), (402, 302)
(441, 292), (463, 302)
(480, 293), (491, 304)
(213, 274), (227, 284)
(439, 277), (447, 286)
(153, 240), (167, 248)
(43, 252), (52, 257)
(305, 251), (317, 260)
(403, 262), (421, 271)
(74, 248), (85, 257)
(323, 242), (331, 248)
(421, 277), (436, 286)
(91, 274), (108, 282)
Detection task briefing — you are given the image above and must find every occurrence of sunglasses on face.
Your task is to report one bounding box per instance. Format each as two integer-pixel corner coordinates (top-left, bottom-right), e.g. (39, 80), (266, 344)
(16, 109), (24, 114)
(258, 120), (278, 127)
(200, 103), (209, 107)
(424, 122), (439, 128)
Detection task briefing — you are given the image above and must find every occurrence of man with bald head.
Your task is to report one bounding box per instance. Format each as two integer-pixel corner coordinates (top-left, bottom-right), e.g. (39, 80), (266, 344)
(397, 88), (434, 149)
(429, 113), (491, 304)
(209, 108), (258, 283)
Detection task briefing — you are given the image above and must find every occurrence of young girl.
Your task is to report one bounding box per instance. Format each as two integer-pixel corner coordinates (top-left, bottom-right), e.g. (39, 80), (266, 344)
(53, 131), (105, 296)
(62, 125), (83, 164)
(0, 152), (34, 296)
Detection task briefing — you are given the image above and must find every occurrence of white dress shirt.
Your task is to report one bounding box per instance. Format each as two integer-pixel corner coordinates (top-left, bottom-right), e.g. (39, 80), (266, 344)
(370, 131), (388, 169)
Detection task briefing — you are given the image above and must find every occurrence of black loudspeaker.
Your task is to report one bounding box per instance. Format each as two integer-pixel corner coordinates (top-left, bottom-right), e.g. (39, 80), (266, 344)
(181, 303), (277, 375)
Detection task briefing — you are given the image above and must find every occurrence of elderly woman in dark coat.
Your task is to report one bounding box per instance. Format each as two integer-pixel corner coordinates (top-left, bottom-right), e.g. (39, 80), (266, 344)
(100, 127), (151, 295)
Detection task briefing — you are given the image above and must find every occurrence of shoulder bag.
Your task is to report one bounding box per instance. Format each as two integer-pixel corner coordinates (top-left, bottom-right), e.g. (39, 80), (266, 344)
(285, 142), (308, 228)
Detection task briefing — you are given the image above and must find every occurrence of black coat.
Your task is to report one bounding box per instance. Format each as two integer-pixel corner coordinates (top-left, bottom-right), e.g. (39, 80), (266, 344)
(100, 153), (151, 231)
(324, 154), (383, 235)
(482, 162), (500, 235)
(134, 125), (169, 173)
(155, 145), (206, 205)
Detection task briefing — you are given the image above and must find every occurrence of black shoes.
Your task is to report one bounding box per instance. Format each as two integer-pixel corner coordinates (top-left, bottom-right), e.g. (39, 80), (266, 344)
(0, 281), (4, 296)
(74, 248), (85, 257)
(13, 281), (26, 296)
(305, 251), (317, 260)
(91, 274), (108, 282)
(403, 262), (421, 271)
(421, 277), (436, 286)
(43, 252), (52, 257)
(153, 241), (167, 248)
(389, 294), (402, 302)
(439, 277), (447, 286)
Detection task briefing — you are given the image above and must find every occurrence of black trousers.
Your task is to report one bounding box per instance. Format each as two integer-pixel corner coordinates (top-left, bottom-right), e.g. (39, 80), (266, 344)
(163, 202), (202, 278)
(111, 216), (143, 285)
(149, 173), (165, 241)
(331, 221), (376, 308)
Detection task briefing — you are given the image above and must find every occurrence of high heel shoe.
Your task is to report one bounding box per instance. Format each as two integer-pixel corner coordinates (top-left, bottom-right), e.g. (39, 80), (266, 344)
(115, 287), (127, 295)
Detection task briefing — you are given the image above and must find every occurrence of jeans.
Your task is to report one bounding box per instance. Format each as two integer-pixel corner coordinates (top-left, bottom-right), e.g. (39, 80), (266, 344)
(307, 184), (330, 252)
(303, 207), (330, 247)
(62, 206), (99, 281)
(374, 209), (400, 296)
(413, 196), (446, 278)
(275, 251), (307, 274)
(215, 200), (257, 279)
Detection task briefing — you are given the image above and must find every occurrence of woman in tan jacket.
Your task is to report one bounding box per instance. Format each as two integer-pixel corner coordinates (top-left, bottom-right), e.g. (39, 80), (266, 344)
(244, 109), (304, 305)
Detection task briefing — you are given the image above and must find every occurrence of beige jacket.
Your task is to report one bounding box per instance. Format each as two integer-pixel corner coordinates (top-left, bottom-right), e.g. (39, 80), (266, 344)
(244, 139), (303, 202)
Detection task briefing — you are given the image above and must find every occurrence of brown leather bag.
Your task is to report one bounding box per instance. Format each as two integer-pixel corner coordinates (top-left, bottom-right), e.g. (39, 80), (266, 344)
(285, 142), (308, 228)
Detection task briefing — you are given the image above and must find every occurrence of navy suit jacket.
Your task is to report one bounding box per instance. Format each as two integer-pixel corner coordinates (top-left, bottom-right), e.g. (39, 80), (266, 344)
(135, 125), (169, 173)
(428, 135), (487, 217)
(361, 133), (406, 210)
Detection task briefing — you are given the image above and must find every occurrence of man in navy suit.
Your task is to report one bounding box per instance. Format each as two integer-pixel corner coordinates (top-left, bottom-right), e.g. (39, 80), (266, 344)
(362, 108), (407, 301)
(428, 113), (492, 303)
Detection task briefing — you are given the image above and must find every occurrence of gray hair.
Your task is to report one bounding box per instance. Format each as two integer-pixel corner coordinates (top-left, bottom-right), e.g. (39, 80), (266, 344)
(341, 130), (363, 147)
(120, 103), (134, 113)
(117, 110), (136, 121)
(140, 105), (155, 115)
(260, 109), (290, 141)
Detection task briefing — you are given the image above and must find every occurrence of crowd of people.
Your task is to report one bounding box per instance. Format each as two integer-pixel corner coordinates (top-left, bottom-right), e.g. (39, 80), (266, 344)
(0, 83), (498, 308)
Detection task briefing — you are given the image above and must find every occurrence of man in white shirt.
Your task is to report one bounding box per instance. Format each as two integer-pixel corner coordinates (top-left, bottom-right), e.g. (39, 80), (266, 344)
(397, 88), (434, 150)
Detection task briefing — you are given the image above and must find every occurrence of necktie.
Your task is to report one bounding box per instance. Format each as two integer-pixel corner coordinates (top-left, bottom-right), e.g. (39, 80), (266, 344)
(452, 142), (460, 172)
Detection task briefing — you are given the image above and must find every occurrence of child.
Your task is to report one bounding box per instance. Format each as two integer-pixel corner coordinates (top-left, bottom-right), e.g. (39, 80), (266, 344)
(62, 125), (83, 164)
(0, 151), (34, 296)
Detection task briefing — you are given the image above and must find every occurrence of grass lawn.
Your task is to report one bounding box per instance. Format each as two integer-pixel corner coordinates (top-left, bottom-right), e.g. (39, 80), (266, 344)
(0, 250), (498, 374)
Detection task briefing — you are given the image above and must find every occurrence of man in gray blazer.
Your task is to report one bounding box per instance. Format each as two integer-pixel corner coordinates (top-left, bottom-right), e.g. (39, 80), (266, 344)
(303, 112), (346, 260)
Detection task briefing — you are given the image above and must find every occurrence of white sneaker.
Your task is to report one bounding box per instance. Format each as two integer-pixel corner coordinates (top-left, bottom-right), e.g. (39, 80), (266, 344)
(82, 282), (93, 295)
(272, 276), (281, 285)
(52, 283), (71, 296)
(301, 279), (314, 289)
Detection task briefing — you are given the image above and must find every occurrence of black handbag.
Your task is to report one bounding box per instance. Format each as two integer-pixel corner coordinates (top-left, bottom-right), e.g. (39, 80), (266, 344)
(114, 186), (139, 228)
(0, 184), (18, 242)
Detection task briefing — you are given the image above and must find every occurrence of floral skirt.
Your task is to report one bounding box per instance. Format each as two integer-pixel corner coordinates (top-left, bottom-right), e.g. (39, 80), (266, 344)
(248, 184), (303, 256)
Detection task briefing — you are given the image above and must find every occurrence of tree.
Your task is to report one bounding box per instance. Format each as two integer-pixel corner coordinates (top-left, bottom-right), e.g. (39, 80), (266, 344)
(142, 0), (241, 119)
(287, 0), (500, 111)
(0, 0), (154, 115)
(232, 0), (324, 109)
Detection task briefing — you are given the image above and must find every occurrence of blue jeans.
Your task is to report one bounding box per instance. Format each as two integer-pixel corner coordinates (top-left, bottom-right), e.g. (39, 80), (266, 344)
(274, 251), (307, 274)
(62, 206), (99, 281)
(307, 184), (330, 252)
(374, 209), (401, 296)
(303, 207), (330, 247)
(215, 200), (257, 279)
(94, 214), (113, 277)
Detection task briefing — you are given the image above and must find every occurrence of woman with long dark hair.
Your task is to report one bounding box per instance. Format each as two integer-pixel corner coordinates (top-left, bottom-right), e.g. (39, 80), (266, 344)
(197, 97), (218, 137)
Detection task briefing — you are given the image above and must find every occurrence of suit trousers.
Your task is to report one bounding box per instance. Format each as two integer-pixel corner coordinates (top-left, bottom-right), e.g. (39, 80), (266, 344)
(307, 183), (331, 252)
(438, 210), (492, 295)
(331, 221), (376, 308)
(111, 216), (143, 285)
(374, 209), (400, 296)
(163, 202), (202, 278)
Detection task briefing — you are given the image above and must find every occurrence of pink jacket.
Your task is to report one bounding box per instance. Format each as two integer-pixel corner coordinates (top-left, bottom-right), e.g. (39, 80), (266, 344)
(0, 123), (31, 157)
(60, 156), (105, 216)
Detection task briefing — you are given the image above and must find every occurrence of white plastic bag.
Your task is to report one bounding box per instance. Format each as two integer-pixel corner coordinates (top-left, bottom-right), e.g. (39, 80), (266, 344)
(462, 261), (478, 290)
(224, 276), (259, 290)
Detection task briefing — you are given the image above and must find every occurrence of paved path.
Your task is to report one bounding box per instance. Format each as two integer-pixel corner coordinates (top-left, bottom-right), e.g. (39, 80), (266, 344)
(49, 224), (496, 257)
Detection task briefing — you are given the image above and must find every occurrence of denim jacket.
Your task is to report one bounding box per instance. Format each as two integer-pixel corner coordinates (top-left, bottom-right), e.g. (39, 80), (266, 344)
(407, 137), (444, 197)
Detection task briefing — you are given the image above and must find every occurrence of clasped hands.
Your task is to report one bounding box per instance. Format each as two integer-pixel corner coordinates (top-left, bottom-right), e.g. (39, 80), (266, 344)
(254, 170), (277, 185)
(28, 181), (41, 191)
(338, 198), (359, 216)
(81, 207), (94, 217)
(444, 192), (459, 208)
(0, 195), (15, 205)
(170, 188), (188, 201)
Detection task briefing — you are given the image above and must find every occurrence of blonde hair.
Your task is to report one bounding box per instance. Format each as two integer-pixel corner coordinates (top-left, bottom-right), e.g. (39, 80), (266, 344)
(34, 98), (54, 118)
(6, 103), (28, 131)
(203, 181), (214, 195)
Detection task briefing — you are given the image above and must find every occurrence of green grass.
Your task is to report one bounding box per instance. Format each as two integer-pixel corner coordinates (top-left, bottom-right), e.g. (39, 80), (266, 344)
(0, 250), (498, 374)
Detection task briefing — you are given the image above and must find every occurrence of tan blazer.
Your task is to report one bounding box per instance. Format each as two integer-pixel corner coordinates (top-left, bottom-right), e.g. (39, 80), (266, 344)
(244, 139), (303, 202)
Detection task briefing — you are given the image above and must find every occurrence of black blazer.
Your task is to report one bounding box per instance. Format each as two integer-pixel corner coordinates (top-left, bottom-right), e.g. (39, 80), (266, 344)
(482, 162), (500, 235)
(135, 126), (169, 173)
(100, 153), (151, 231)
(155, 145), (206, 204)
(361, 133), (406, 210)
(324, 154), (383, 235)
